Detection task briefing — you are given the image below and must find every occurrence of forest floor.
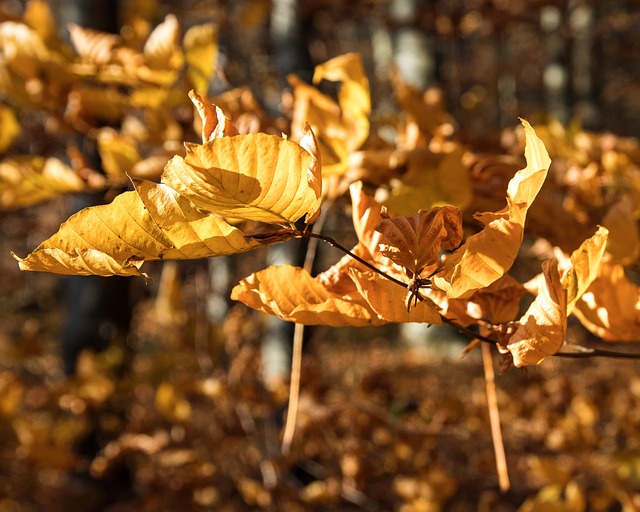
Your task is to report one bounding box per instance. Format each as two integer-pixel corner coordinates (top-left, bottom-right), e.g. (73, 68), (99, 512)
(2, 201), (640, 512)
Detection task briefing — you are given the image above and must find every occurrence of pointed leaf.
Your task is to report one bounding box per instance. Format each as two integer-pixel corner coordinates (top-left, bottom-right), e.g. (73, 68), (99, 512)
(143, 14), (183, 70)
(602, 195), (640, 265)
(162, 128), (322, 224)
(312, 52), (371, 152)
(507, 259), (567, 367)
(432, 119), (551, 298)
(572, 259), (640, 342)
(69, 23), (120, 66)
(183, 23), (217, 94)
(189, 90), (239, 142)
(231, 265), (384, 327)
(562, 226), (609, 314)
(0, 104), (20, 153)
(375, 206), (463, 278)
(13, 180), (264, 276)
(0, 156), (85, 210)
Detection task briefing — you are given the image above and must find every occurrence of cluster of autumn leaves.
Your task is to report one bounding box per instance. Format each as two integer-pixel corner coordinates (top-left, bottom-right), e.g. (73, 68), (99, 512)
(4, 2), (640, 369)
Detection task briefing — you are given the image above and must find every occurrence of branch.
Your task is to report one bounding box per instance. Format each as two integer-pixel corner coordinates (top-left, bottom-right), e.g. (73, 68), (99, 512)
(300, 230), (640, 362)
(298, 231), (407, 288)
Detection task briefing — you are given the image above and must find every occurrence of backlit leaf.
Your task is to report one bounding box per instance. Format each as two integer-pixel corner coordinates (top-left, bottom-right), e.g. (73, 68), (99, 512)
(189, 90), (239, 142)
(572, 259), (640, 342)
(507, 259), (567, 367)
(375, 206), (463, 278)
(350, 269), (442, 324)
(162, 127), (322, 224)
(231, 265), (383, 327)
(432, 119), (551, 298)
(562, 226), (609, 314)
(143, 14), (183, 70)
(13, 180), (264, 276)
(0, 104), (20, 153)
(97, 130), (141, 184)
(0, 156), (85, 210)
(602, 195), (639, 265)
(183, 23), (217, 94)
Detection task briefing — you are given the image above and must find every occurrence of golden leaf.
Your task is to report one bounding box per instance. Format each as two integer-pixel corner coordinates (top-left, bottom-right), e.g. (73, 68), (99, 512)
(375, 206), (463, 278)
(572, 259), (640, 342)
(13, 180), (264, 276)
(69, 23), (120, 66)
(602, 194), (640, 265)
(0, 156), (85, 210)
(507, 259), (567, 367)
(143, 14), (183, 70)
(162, 127), (322, 225)
(384, 144), (472, 214)
(0, 104), (20, 153)
(562, 226), (609, 314)
(183, 23), (217, 94)
(97, 130), (141, 184)
(0, 21), (50, 79)
(312, 52), (371, 152)
(432, 119), (551, 299)
(189, 90), (239, 142)
(231, 265), (383, 327)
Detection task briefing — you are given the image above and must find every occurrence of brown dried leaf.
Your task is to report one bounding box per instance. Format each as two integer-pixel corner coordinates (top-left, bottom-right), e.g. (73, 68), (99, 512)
(376, 206), (463, 278)
(507, 259), (567, 367)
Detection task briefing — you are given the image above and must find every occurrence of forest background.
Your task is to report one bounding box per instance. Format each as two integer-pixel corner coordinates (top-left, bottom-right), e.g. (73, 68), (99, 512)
(2, 0), (640, 511)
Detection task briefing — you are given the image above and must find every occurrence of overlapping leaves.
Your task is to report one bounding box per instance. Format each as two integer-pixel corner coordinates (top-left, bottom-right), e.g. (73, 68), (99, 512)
(13, 94), (321, 276)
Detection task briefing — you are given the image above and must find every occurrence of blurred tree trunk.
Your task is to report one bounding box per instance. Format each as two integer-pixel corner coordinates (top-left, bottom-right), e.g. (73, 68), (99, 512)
(54, 0), (131, 377)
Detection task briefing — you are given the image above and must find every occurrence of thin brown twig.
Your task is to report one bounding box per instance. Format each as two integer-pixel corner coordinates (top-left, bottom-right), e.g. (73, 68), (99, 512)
(481, 342), (510, 493)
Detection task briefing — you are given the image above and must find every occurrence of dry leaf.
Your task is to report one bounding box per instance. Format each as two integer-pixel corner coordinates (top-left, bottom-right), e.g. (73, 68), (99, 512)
(96, 130), (141, 184)
(572, 259), (640, 342)
(0, 156), (85, 210)
(143, 14), (183, 70)
(562, 226), (609, 314)
(375, 206), (463, 278)
(507, 259), (567, 367)
(183, 23), (217, 94)
(231, 265), (383, 327)
(602, 194), (640, 265)
(13, 180), (264, 276)
(162, 127), (322, 225)
(0, 104), (20, 153)
(69, 23), (120, 66)
(350, 269), (442, 324)
(189, 90), (239, 142)
(432, 119), (551, 299)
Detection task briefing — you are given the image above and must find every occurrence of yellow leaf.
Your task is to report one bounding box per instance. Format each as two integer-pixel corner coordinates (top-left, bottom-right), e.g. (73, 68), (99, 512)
(0, 104), (20, 153)
(288, 74), (348, 175)
(384, 144), (472, 214)
(312, 52), (371, 152)
(183, 23), (217, 94)
(143, 14), (183, 70)
(562, 226), (609, 314)
(162, 127), (322, 224)
(0, 156), (85, 210)
(432, 119), (551, 299)
(572, 259), (640, 342)
(97, 130), (141, 184)
(13, 180), (264, 276)
(23, 0), (60, 49)
(350, 269), (442, 324)
(507, 259), (567, 367)
(0, 21), (49, 79)
(69, 23), (120, 66)
(189, 90), (239, 142)
(375, 206), (462, 278)
(602, 194), (640, 265)
(231, 265), (383, 327)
